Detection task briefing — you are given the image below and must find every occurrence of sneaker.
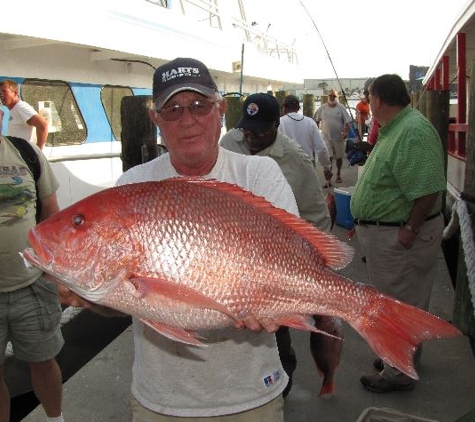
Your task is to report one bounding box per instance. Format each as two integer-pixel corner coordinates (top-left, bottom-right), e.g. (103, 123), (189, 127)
(360, 373), (416, 393)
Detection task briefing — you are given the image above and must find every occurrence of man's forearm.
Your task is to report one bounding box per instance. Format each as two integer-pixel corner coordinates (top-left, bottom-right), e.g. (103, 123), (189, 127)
(406, 192), (440, 232)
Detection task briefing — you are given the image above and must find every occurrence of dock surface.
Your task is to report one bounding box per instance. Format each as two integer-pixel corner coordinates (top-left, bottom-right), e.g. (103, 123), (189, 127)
(23, 163), (475, 422)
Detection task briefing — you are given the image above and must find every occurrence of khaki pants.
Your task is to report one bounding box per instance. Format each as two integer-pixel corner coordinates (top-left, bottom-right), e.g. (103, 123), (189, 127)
(355, 215), (443, 310)
(355, 215), (443, 382)
(130, 395), (284, 422)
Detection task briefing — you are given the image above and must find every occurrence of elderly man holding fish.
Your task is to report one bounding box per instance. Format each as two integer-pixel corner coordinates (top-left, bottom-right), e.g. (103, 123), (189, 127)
(58, 57), (298, 421)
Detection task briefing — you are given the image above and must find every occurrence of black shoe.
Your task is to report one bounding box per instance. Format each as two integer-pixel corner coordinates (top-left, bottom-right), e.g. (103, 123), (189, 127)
(360, 373), (416, 393)
(361, 256), (367, 263)
(373, 358), (384, 371)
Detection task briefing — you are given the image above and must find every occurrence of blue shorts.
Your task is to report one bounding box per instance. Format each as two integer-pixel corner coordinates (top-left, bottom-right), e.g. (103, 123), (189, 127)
(0, 277), (64, 364)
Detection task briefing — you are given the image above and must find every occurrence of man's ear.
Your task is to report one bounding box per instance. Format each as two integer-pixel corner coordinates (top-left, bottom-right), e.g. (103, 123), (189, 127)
(149, 109), (159, 124)
(218, 99), (227, 115)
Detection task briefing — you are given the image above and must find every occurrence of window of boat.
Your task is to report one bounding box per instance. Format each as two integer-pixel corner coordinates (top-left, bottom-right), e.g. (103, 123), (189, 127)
(21, 80), (86, 147)
(101, 86), (134, 142)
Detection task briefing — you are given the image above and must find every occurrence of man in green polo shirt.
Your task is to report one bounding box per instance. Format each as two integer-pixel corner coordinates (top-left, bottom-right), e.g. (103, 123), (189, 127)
(350, 74), (446, 393)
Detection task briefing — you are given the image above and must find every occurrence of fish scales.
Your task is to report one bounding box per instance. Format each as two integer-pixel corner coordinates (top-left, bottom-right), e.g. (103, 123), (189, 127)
(118, 180), (336, 317)
(22, 177), (461, 386)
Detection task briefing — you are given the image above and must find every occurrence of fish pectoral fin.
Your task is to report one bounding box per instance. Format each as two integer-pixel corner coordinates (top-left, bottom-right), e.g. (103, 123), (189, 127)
(277, 315), (343, 340)
(129, 276), (238, 321)
(140, 318), (207, 347)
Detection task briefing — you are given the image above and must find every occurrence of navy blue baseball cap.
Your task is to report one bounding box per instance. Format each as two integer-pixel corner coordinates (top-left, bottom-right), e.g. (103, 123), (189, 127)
(153, 57), (218, 109)
(236, 93), (280, 133)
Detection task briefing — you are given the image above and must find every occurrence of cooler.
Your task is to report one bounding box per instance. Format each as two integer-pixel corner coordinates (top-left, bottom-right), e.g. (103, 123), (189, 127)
(334, 186), (354, 229)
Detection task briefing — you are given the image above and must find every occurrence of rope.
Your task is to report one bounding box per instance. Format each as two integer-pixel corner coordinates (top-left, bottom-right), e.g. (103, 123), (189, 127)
(444, 199), (475, 317)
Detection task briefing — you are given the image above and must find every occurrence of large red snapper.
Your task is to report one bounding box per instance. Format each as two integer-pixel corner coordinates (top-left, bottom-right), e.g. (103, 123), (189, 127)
(22, 177), (461, 383)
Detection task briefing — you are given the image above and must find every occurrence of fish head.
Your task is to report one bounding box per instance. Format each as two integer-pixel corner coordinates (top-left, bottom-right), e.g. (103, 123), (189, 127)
(23, 186), (144, 300)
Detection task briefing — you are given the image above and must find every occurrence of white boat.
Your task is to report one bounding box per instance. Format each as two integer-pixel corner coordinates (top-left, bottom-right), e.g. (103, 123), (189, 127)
(422, 0), (475, 352)
(0, 0), (303, 209)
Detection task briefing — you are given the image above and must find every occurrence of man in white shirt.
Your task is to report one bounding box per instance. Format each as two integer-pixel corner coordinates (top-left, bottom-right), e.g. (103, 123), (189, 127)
(314, 89), (351, 187)
(0, 79), (48, 149)
(279, 94), (332, 183)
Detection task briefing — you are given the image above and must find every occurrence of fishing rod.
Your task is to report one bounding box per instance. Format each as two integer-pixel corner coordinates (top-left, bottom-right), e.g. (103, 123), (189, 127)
(298, 0), (363, 142)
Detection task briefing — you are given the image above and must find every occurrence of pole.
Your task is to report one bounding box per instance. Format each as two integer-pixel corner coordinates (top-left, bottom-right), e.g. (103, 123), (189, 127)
(239, 43), (244, 95)
(298, 0), (361, 142)
(452, 60), (475, 349)
(120, 96), (157, 172)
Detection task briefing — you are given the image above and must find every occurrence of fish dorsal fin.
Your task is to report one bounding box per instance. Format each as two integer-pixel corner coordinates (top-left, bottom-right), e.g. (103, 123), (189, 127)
(169, 177), (354, 270)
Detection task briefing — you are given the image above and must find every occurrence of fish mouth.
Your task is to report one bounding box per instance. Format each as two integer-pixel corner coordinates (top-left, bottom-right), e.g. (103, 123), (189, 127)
(22, 231), (123, 303)
(25, 228), (54, 269)
(21, 247), (54, 273)
(21, 246), (111, 303)
(21, 248), (46, 270)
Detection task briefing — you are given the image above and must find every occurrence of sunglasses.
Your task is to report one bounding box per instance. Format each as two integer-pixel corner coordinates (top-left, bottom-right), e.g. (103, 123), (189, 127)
(328, 95), (337, 99)
(157, 99), (216, 121)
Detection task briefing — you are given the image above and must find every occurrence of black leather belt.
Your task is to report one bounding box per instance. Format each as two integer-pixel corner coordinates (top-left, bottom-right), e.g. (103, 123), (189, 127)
(353, 213), (440, 227)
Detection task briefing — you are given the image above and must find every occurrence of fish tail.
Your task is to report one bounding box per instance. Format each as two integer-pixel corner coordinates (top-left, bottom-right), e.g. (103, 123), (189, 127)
(350, 293), (462, 380)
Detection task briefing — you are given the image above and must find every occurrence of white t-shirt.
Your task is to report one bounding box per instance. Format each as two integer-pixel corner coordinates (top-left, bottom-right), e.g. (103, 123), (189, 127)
(6, 100), (38, 144)
(279, 112), (331, 169)
(116, 147), (298, 417)
(314, 103), (351, 142)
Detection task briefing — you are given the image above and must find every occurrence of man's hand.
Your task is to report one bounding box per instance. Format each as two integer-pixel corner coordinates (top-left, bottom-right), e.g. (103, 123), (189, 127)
(56, 283), (126, 317)
(57, 284), (93, 308)
(234, 316), (280, 333)
(398, 225), (418, 249)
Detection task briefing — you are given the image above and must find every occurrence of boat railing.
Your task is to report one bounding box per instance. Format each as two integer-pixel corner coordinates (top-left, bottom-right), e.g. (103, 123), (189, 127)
(152, 0), (298, 64)
(448, 122), (468, 161)
(47, 152), (122, 163)
(230, 18), (297, 64)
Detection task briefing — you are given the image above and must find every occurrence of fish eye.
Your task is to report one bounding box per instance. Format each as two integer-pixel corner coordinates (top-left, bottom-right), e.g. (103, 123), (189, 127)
(71, 214), (85, 227)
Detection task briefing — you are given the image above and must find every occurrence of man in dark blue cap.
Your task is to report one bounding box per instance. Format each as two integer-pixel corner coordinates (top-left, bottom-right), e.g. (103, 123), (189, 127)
(221, 93), (341, 397)
(221, 93), (330, 231)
